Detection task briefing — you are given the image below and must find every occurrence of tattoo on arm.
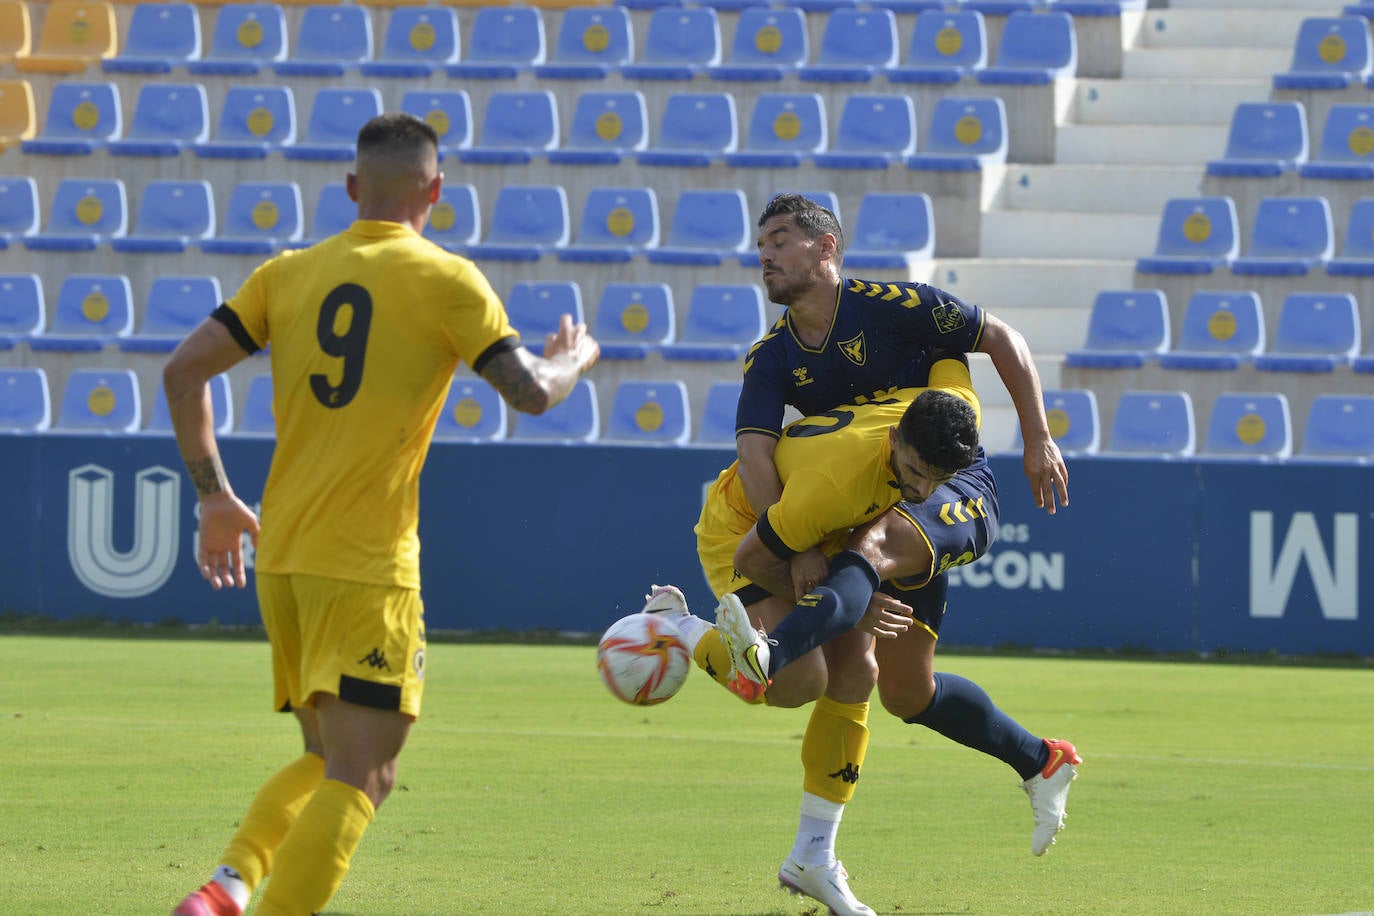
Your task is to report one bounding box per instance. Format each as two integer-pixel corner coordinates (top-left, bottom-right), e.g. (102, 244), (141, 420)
(480, 350), (553, 415)
(187, 455), (229, 498)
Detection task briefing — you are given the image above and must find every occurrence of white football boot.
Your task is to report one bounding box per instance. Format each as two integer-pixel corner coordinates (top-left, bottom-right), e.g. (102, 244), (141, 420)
(640, 584), (690, 622)
(778, 855), (876, 916)
(713, 592), (771, 701)
(1022, 738), (1082, 856)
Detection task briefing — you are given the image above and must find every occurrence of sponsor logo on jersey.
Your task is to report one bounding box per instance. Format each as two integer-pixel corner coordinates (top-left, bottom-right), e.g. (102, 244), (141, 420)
(932, 299), (966, 334)
(792, 366), (814, 387)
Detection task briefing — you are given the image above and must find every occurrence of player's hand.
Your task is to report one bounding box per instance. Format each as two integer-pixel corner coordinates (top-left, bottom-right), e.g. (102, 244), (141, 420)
(545, 313), (600, 373)
(789, 547), (829, 600)
(197, 492), (259, 590)
(1023, 436), (1069, 515)
(858, 592), (913, 639)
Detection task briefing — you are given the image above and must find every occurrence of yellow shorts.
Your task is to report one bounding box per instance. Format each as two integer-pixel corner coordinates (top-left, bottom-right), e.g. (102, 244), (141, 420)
(257, 572), (427, 719)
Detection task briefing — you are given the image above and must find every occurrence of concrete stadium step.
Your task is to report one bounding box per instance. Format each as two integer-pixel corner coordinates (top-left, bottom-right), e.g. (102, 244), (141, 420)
(979, 209), (1159, 261)
(1134, 9), (1314, 50)
(997, 164), (1201, 215)
(1165, 0), (1337, 10)
(1072, 78), (1270, 126)
(921, 258), (1135, 316)
(1055, 123), (1229, 166)
(1121, 47), (1281, 80)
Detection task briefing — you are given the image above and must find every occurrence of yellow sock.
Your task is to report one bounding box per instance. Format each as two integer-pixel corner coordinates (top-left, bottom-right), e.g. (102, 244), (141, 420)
(692, 627), (767, 705)
(220, 752), (325, 891)
(254, 778), (375, 916)
(801, 696), (870, 804)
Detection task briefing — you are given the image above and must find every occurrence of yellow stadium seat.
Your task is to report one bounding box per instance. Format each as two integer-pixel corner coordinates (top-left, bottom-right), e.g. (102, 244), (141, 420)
(14, 0), (117, 73)
(0, 79), (36, 153)
(0, 0), (32, 64)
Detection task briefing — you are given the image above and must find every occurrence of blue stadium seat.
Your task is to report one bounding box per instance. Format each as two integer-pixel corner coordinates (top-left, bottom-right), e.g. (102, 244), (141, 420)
(509, 378), (598, 442)
(662, 283), (765, 361)
(144, 373), (233, 436)
(466, 185), (569, 262)
(54, 368), (140, 434)
(1254, 292), (1360, 372)
(1273, 16), (1372, 91)
(711, 6), (807, 82)
(1326, 196), (1374, 275)
(24, 178), (127, 251)
(535, 7), (633, 80)
(400, 89), (472, 156)
(725, 92), (827, 168)
(1300, 394), (1374, 462)
(193, 85), (296, 160)
(119, 275), (222, 353)
(1230, 196), (1333, 276)
(1012, 389), (1100, 457)
(0, 176), (40, 245)
(448, 6), (545, 81)
(110, 178), (215, 253)
(1135, 197), (1240, 275)
(299, 181), (353, 246)
(1158, 290), (1265, 372)
(548, 90), (647, 165)
(623, 7), (721, 80)
(0, 367), (51, 432)
(591, 283), (675, 359)
(844, 192), (935, 269)
(102, 2), (201, 74)
(978, 10), (1076, 85)
(646, 188), (750, 265)
(459, 90), (558, 165)
(888, 10), (987, 85)
(282, 87), (382, 161)
(275, 4), (372, 77)
(814, 94), (915, 169)
(360, 6), (459, 79)
(1206, 102), (1308, 178)
(1063, 289), (1170, 369)
(1297, 104), (1374, 180)
(1106, 390), (1195, 458)
(907, 95), (1007, 171)
(106, 82), (209, 157)
(200, 180), (303, 255)
(559, 186), (658, 263)
(505, 281), (583, 356)
(0, 273), (44, 345)
(433, 379), (507, 442)
(697, 380), (742, 445)
(605, 380), (690, 445)
(1202, 392), (1291, 461)
(233, 374), (275, 437)
(637, 91), (738, 167)
(29, 273), (132, 352)
(798, 8), (899, 83)
(187, 3), (288, 77)
(422, 183), (480, 253)
(22, 80), (121, 155)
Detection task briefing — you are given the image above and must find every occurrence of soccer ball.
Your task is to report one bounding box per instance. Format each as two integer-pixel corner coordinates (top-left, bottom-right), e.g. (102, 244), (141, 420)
(596, 613), (691, 706)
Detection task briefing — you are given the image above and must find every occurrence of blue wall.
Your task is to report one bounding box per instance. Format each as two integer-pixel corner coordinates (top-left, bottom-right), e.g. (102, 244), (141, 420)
(1, 435), (1369, 656)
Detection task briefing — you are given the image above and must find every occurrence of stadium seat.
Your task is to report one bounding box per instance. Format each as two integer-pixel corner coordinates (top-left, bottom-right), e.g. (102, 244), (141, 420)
(0, 367), (51, 432)
(1135, 197), (1240, 275)
(798, 8), (898, 83)
(1273, 16), (1371, 91)
(144, 374), (233, 436)
(21, 80), (121, 155)
(559, 187), (659, 263)
(505, 281), (583, 356)
(637, 92), (738, 167)
(447, 6), (545, 80)
(193, 85), (296, 159)
(1300, 394), (1374, 462)
(844, 192), (935, 269)
(1202, 392), (1291, 461)
(119, 275), (222, 353)
(0, 0), (31, 67)
(725, 92), (827, 168)
(0, 273), (44, 344)
(466, 185), (569, 262)
(1063, 289), (1170, 370)
(1158, 290), (1265, 371)
(1230, 196), (1333, 276)
(110, 179), (215, 253)
(106, 83), (209, 157)
(459, 90), (558, 165)
(623, 7), (721, 80)
(712, 6), (807, 82)
(274, 4), (372, 77)
(1297, 104), (1374, 180)
(888, 9), (987, 85)
(233, 374), (275, 437)
(646, 188), (750, 265)
(0, 177), (40, 246)
(24, 178), (127, 251)
(534, 6), (633, 80)
(1206, 102), (1309, 178)
(422, 183), (480, 253)
(102, 2), (201, 74)
(604, 380), (690, 445)
(1254, 292), (1360, 372)
(548, 90), (648, 165)
(509, 377), (598, 442)
(906, 95), (1007, 171)
(1105, 390), (1195, 458)
(200, 180), (303, 255)
(187, 3), (288, 76)
(360, 6), (459, 78)
(1012, 389), (1100, 457)
(978, 10), (1076, 85)
(399, 89), (472, 156)
(661, 284), (765, 361)
(697, 380), (742, 445)
(28, 273), (132, 352)
(54, 368), (140, 434)
(1325, 197), (1374, 275)
(15, 0), (117, 74)
(282, 87), (382, 161)
(297, 181), (353, 246)
(0, 79), (36, 153)
(814, 94), (916, 169)
(433, 379), (507, 442)
(591, 283), (675, 359)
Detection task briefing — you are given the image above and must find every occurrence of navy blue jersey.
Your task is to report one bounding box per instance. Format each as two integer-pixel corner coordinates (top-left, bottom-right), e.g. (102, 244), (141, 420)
(736, 278), (986, 439)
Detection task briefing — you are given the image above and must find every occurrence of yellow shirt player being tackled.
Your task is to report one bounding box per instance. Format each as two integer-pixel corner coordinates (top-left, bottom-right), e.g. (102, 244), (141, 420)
(166, 112), (599, 916)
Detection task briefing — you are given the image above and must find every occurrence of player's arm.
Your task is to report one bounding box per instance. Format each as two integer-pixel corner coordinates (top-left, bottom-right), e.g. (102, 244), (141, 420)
(734, 524), (798, 602)
(478, 313), (599, 415)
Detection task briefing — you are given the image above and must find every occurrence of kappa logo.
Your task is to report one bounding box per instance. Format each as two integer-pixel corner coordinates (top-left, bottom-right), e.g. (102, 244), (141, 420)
(932, 299), (967, 334)
(359, 648), (392, 671)
(828, 762), (861, 784)
(68, 464), (180, 599)
(838, 331), (865, 366)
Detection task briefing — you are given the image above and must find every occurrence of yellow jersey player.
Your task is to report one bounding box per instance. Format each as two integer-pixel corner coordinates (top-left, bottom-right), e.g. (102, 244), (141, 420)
(167, 112), (599, 916)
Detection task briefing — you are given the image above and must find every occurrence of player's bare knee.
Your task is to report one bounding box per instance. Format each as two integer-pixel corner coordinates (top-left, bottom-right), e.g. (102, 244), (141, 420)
(767, 661), (827, 707)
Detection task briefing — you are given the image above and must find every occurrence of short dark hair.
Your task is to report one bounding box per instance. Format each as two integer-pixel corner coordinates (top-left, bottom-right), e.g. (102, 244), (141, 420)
(757, 193), (845, 260)
(356, 112), (439, 158)
(896, 390), (980, 474)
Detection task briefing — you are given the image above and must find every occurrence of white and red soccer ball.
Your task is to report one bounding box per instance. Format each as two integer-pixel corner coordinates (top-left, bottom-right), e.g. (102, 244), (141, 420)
(596, 613), (691, 706)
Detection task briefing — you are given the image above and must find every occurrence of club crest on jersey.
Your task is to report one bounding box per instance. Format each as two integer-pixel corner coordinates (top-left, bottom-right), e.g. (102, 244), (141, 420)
(932, 299), (966, 334)
(839, 332), (866, 366)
